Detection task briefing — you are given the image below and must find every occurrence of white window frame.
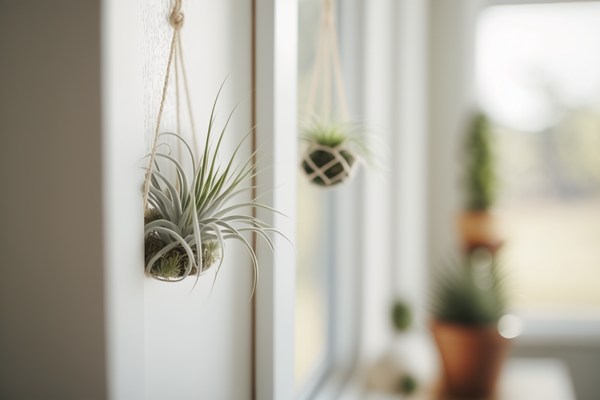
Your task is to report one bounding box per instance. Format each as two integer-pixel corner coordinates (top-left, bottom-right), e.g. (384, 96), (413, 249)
(253, 1), (299, 400)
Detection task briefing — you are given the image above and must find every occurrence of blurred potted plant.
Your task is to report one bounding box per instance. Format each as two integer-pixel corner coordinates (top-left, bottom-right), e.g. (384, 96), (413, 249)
(430, 249), (510, 398)
(458, 113), (502, 254)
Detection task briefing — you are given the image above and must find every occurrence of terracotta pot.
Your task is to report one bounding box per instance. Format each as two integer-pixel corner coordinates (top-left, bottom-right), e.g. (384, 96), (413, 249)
(457, 211), (503, 255)
(431, 319), (510, 399)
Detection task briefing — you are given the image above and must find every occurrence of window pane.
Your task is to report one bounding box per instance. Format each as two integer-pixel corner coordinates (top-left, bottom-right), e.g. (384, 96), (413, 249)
(295, 174), (329, 388)
(295, 0), (330, 391)
(477, 3), (600, 312)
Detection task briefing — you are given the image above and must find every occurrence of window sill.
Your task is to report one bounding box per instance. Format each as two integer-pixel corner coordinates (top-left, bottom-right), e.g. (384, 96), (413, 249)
(355, 358), (576, 400)
(328, 328), (585, 400)
(515, 312), (600, 346)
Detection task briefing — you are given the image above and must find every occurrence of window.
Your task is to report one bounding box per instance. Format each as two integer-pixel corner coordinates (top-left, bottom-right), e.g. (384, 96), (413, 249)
(295, 0), (333, 395)
(477, 2), (600, 315)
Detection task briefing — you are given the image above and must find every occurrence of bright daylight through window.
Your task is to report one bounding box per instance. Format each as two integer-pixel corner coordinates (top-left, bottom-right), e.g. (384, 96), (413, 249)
(295, 0), (331, 394)
(477, 2), (600, 315)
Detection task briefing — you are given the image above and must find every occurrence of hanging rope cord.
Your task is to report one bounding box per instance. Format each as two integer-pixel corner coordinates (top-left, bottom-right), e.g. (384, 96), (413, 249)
(301, 0), (363, 187)
(305, 0), (349, 121)
(143, 0), (197, 209)
(176, 33), (198, 155)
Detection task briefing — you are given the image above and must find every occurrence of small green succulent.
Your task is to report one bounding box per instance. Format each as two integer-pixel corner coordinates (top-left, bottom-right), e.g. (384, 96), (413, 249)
(144, 83), (289, 294)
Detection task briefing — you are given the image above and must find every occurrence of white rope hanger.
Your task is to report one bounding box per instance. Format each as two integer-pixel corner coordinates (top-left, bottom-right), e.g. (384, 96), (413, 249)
(305, 0), (349, 121)
(143, 0), (198, 207)
(300, 0), (364, 187)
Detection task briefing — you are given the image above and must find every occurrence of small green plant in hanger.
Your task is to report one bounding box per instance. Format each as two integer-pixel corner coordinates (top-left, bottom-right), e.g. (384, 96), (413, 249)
(300, 117), (371, 186)
(299, 0), (374, 188)
(142, 1), (289, 294)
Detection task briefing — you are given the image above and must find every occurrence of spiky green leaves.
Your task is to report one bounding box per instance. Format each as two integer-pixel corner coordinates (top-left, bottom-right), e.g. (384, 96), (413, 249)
(429, 258), (507, 326)
(143, 86), (289, 295)
(301, 118), (360, 148)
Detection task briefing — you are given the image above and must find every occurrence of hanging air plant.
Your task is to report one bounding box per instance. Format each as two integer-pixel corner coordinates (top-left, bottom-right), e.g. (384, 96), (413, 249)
(299, 0), (373, 188)
(300, 117), (370, 187)
(141, 2), (288, 294)
(143, 87), (288, 294)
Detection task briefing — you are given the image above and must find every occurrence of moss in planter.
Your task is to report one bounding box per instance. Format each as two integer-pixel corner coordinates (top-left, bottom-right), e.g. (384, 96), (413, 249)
(145, 234), (163, 259)
(144, 208), (162, 226)
(144, 234), (220, 279)
(302, 148), (356, 186)
(153, 250), (186, 278)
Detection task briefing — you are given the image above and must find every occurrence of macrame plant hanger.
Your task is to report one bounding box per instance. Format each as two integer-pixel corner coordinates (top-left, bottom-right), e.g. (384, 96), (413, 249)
(174, 27), (199, 163)
(143, 0), (207, 278)
(301, 0), (360, 187)
(142, 1), (287, 293)
(143, 0), (197, 209)
(305, 0), (349, 121)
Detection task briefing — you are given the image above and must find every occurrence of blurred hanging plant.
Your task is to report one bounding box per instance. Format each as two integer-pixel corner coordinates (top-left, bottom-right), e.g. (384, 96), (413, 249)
(143, 86), (288, 294)
(300, 117), (372, 187)
(299, 0), (376, 188)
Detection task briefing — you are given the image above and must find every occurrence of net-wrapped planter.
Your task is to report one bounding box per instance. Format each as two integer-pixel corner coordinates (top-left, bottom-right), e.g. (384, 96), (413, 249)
(299, 0), (377, 188)
(301, 141), (359, 187)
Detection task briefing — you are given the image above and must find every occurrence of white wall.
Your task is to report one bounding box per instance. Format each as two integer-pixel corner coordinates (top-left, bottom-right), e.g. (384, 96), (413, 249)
(1, 1), (295, 399)
(0, 2), (107, 398)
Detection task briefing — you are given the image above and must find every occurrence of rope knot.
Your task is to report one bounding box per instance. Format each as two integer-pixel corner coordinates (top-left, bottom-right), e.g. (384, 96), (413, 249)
(169, 2), (184, 30)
